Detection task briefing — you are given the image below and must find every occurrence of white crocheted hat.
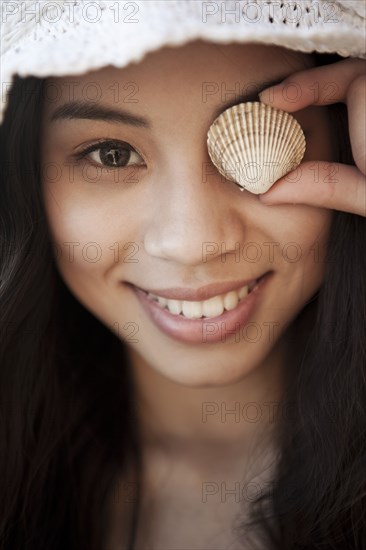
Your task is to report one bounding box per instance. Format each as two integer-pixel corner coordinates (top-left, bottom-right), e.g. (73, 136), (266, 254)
(1, 0), (365, 125)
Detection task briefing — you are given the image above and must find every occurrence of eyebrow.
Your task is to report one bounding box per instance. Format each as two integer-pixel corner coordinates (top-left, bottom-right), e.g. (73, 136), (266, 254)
(211, 76), (286, 119)
(49, 76), (286, 128)
(50, 102), (150, 128)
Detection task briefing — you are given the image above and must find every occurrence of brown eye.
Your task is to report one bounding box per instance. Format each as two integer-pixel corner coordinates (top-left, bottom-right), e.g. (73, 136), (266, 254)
(99, 145), (130, 167)
(79, 140), (145, 169)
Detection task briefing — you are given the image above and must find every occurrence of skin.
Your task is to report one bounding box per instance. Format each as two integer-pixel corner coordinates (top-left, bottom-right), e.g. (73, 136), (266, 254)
(41, 41), (337, 547)
(259, 58), (366, 215)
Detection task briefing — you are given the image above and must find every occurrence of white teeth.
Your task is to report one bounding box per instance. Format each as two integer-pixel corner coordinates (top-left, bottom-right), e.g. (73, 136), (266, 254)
(182, 301), (204, 319)
(167, 299), (182, 315)
(157, 296), (168, 307)
(223, 290), (239, 311)
(238, 286), (249, 299)
(202, 296), (225, 318)
(146, 281), (257, 319)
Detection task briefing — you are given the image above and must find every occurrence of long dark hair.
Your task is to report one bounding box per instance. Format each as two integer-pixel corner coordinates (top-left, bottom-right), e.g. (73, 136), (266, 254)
(0, 75), (142, 548)
(0, 52), (365, 550)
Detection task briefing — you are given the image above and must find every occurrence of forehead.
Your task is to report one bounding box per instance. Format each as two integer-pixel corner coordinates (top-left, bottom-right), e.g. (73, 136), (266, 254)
(44, 41), (314, 103)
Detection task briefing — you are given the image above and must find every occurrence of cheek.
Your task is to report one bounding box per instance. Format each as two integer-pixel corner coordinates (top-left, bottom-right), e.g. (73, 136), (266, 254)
(260, 204), (333, 299)
(41, 183), (140, 282)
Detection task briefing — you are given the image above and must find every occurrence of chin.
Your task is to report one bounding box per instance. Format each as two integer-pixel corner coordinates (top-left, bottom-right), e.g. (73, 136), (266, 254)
(127, 337), (278, 389)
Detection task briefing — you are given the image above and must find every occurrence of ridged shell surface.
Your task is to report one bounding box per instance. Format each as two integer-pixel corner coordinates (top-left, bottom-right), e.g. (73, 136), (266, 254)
(207, 102), (306, 194)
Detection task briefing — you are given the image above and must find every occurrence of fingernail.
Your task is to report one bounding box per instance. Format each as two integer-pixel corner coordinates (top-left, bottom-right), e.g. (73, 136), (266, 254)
(259, 84), (282, 104)
(258, 90), (270, 103)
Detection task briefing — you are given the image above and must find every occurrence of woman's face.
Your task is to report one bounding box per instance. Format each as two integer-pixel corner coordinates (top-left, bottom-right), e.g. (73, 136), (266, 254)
(41, 41), (334, 387)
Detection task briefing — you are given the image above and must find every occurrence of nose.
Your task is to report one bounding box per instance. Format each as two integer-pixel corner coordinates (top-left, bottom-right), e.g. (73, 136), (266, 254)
(143, 147), (247, 266)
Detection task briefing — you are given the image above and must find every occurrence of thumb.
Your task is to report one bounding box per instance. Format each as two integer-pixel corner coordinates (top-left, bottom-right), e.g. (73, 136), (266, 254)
(258, 161), (366, 217)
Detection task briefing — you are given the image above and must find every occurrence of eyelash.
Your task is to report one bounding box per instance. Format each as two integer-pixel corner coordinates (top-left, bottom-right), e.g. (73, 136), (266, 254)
(74, 139), (146, 170)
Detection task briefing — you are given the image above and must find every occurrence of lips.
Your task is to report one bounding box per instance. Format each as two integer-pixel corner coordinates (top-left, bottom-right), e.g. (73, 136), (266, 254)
(143, 280), (258, 320)
(132, 275), (264, 303)
(128, 272), (272, 344)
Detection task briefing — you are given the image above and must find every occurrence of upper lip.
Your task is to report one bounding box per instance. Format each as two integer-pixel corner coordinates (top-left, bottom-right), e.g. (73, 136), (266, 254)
(131, 274), (268, 302)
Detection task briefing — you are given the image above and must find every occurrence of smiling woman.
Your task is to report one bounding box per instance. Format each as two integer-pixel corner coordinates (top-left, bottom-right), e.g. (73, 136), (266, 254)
(41, 42), (334, 385)
(0, 2), (366, 550)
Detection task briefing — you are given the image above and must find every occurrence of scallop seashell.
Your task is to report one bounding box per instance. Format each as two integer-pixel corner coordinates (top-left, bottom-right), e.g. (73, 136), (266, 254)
(207, 102), (306, 194)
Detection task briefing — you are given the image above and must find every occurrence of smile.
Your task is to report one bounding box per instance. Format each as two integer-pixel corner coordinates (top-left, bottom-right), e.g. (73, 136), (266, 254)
(145, 280), (258, 319)
(130, 273), (271, 344)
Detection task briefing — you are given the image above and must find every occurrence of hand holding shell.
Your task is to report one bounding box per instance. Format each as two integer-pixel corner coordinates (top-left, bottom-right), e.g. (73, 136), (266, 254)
(257, 59), (366, 217)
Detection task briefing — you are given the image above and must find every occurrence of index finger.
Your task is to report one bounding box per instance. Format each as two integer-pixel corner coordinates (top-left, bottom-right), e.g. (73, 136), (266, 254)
(259, 58), (366, 112)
